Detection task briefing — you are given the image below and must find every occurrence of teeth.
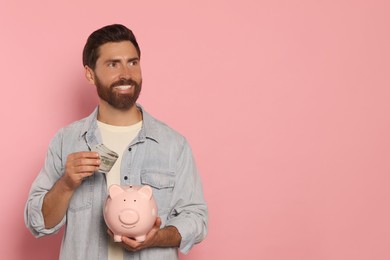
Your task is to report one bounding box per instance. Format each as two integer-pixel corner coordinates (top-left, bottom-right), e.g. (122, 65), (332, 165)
(115, 85), (132, 90)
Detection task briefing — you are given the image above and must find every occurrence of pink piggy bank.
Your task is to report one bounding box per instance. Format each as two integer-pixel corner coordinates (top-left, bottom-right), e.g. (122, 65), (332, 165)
(104, 184), (158, 242)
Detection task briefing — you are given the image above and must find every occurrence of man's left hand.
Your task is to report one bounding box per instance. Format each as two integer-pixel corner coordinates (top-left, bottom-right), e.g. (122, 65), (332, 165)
(108, 217), (162, 252)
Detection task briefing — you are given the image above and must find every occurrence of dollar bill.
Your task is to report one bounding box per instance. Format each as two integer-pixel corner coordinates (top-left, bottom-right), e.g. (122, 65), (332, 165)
(91, 144), (119, 174)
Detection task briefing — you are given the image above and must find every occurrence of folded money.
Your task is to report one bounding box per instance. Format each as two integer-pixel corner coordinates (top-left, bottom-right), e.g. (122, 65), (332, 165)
(92, 144), (119, 173)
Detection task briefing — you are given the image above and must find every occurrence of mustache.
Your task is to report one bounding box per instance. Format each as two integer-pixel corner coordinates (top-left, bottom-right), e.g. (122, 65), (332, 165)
(110, 79), (139, 89)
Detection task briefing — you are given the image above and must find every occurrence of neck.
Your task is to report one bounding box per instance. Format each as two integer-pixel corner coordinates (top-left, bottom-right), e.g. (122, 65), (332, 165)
(97, 101), (142, 126)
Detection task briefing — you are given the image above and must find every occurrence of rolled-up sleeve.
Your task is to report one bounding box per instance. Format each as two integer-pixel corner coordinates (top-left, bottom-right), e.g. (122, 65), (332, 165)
(24, 131), (65, 237)
(165, 139), (208, 254)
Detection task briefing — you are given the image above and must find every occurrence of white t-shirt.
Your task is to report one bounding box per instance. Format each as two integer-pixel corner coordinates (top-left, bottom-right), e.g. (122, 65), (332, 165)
(97, 120), (142, 260)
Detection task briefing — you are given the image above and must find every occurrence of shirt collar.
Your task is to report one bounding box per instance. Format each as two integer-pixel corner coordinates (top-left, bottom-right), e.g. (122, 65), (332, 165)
(80, 104), (160, 143)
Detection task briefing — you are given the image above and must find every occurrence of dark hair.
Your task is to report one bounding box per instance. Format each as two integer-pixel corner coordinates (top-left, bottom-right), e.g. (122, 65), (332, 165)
(82, 24), (141, 69)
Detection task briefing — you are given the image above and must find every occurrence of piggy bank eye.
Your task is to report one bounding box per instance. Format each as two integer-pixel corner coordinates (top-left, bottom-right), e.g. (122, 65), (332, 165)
(124, 199), (126, 202)
(134, 200), (137, 202)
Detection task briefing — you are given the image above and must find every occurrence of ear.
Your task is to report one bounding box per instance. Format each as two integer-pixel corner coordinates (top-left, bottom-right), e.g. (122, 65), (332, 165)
(108, 184), (124, 198)
(138, 185), (153, 200)
(85, 66), (95, 85)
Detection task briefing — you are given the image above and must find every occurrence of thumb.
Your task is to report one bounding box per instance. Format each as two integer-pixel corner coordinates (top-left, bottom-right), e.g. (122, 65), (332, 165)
(155, 217), (162, 228)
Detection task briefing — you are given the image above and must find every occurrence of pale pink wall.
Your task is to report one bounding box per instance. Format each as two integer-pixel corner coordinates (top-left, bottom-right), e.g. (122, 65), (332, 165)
(1, 1), (389, 259)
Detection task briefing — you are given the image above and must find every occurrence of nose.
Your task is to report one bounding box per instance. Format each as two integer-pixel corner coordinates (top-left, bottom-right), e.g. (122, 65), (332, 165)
(119, 210), (139, 225)
(119, 65), (132, 80)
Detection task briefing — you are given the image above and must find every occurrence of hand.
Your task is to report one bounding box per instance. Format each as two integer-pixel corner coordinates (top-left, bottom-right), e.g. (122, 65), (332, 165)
(108, 217), (162, 252)
(62, 151), (100, 190)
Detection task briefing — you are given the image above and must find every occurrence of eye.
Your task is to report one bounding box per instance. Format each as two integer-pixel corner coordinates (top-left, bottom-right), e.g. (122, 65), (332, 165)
(134, 200), (137, 202)
(129, 60), (138, 66)
(108, 62), (117, 68)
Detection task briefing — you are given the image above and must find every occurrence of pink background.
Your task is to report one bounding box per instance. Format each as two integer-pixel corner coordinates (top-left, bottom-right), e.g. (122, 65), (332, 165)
(1, 1), (389, 259)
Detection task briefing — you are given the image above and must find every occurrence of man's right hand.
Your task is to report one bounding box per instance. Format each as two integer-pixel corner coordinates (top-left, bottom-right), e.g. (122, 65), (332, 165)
(62, 152), (101, 191)
(42, 151), (100, 228)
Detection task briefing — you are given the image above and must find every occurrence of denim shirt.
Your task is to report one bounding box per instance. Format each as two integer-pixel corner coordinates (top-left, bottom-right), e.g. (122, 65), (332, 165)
(24, 105), (208, 260)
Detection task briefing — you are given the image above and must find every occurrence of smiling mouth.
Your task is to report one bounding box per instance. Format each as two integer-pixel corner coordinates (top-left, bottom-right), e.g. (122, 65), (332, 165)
(121, 224), (136, 229)
(115, 85), (133, 90)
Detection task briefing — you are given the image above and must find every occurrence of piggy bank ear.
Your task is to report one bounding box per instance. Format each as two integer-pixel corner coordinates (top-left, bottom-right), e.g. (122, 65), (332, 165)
(108, 184), (124, 198)
(138, 185), (153, 200)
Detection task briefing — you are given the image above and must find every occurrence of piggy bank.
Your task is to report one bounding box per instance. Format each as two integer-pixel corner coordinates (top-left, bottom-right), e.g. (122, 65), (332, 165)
(104, 184), (158, 242)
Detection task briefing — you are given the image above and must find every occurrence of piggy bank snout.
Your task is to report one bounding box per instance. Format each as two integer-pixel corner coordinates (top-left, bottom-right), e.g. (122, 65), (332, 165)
(119, 209), (139, 225)
(105, 185), (158, 242)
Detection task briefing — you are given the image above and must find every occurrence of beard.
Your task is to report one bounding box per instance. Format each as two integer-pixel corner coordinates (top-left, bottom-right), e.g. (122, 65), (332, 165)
(95, 76), (142, 110)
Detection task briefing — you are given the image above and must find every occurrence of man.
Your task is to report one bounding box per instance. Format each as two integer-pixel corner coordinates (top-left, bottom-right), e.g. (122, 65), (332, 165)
(25, 24), (208, 260)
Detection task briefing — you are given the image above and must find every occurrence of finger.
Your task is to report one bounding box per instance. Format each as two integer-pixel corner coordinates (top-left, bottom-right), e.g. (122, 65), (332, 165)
(65, 164), (99, 181)
(121, 236), (142, 249)
(68, 152), (100, 161)
(72, 158), (101, 167)
(155, 217), (162, 228)
(107, 231), (142, 252)
(76, 167), (99, 177)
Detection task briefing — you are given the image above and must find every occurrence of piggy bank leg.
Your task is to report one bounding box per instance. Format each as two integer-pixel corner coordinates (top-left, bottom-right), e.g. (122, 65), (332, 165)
(114, 234), (123, 242)
(135, 235), (146, 242)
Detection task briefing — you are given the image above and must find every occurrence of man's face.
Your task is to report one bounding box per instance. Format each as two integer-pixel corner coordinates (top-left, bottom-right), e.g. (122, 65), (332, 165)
(87, 41), (142, 110)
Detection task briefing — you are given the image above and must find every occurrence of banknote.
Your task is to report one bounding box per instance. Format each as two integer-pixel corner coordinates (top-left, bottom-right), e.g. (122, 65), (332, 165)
(91, 144), (119, 173)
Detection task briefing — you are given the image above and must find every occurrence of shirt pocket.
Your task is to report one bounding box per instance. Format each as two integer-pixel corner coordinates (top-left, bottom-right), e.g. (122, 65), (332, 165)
(140, 170), (175, 215)
(68, 176), (94, 213)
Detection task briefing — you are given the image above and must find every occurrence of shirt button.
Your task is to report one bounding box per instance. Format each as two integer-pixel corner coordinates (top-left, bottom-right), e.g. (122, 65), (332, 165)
(128, 147), (132, 151)
(124, 176), (128, 180)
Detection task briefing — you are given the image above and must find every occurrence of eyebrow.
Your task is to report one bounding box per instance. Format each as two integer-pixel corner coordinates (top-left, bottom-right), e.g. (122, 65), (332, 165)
(104, 57), (139, 64)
